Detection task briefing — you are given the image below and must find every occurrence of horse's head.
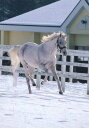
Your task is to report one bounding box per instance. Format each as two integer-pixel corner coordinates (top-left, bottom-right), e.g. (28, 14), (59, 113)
(56, 32), (67, 56)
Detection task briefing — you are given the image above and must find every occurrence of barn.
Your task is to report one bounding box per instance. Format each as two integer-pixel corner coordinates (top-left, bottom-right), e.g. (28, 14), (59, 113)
(0, 0), (89, 50)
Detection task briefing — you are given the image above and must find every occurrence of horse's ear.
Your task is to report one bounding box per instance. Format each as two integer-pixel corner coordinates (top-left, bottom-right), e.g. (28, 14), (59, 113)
(60, 33), (62, 37)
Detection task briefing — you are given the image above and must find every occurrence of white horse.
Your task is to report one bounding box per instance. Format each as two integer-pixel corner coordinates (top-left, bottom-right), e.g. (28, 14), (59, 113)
(9, 32), (67, 94)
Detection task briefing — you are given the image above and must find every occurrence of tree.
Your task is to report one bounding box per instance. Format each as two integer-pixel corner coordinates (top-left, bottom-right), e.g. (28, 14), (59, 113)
(0, 0), (59, 21)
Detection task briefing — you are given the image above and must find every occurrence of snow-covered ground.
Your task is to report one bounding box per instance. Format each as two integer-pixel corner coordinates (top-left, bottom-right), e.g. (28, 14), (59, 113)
(0, 75), (89, 128)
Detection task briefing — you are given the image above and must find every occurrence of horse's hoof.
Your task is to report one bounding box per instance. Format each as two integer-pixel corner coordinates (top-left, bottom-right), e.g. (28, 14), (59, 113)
(59, 91), (63, 95)
(32, 83), (36, 86)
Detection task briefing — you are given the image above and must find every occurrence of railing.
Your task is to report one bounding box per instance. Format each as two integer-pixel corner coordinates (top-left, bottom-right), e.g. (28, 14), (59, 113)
(0, 45), (89, 94)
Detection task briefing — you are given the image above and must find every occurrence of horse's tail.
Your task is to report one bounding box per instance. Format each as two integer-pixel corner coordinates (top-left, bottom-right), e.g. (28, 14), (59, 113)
(8, 46), (20, 86)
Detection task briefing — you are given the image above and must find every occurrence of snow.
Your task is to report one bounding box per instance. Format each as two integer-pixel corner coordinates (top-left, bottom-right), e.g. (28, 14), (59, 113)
(0, 75), (89, 128)
(0, 0), (80, 26)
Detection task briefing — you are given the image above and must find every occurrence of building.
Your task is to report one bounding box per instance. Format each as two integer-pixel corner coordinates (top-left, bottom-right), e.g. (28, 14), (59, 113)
(0, 0), (89, 51)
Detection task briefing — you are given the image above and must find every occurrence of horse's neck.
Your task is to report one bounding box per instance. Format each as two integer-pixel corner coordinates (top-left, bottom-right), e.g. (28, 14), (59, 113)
(43, 38), (57, 54)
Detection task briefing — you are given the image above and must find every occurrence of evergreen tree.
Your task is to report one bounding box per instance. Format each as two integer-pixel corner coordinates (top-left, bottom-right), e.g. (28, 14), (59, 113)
(0, 0), (59, 21)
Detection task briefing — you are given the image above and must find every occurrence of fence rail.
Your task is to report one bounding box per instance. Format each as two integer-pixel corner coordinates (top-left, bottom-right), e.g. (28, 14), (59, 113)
(0, 45), (89, 94)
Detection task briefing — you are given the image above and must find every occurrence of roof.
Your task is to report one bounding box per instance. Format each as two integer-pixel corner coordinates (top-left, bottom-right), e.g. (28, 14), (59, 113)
(0, 0), (80, 27)
(0, 0), (89, 32)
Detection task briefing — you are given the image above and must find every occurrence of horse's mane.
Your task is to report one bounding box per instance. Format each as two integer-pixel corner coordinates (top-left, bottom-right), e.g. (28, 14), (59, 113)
(41, 32), (66, 43)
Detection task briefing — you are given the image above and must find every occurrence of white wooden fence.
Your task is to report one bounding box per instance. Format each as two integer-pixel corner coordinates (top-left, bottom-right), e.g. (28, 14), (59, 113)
(0, 45), (89, 94)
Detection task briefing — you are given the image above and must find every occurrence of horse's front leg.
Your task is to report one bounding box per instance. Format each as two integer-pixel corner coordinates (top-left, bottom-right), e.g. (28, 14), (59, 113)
(50, 65), (63, 95)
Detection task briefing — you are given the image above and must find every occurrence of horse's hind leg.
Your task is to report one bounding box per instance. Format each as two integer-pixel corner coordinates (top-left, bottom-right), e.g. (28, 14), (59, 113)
(41, 74), (48, 85)
(41, 70), (48, 85)
(25, 75), (32, 94)
(21, 62), (32, 94)
(27, 66), (36, 86)
(13, 70), (18, 86)
(24, 70), (32, 94)
(30, 76), (36, 86)
(24, 65), (36, 93)
(12, 65), (19, 86)
(40, 66), (48, 85)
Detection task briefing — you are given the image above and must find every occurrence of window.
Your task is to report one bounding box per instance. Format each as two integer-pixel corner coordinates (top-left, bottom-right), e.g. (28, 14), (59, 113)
(75, 45), (89, 62)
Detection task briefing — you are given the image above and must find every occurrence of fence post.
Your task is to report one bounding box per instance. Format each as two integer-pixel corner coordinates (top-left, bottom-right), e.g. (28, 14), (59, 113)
(49, 75), (53, 81)
(87, 58), (89, 95)
(61, 55), (66, 92)
(0, 49), (3, 75)
(70, 55), (74, 82)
